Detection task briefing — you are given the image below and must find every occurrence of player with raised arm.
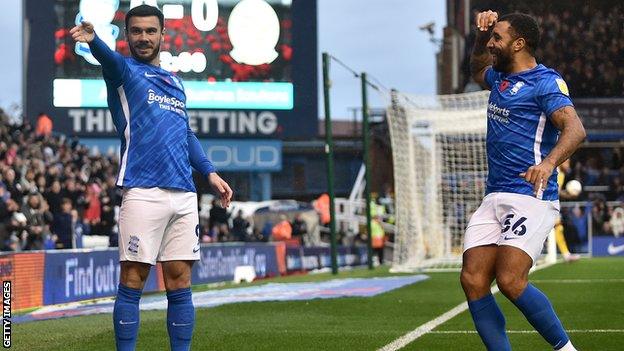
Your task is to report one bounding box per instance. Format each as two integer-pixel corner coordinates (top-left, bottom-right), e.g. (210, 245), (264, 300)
(70, 5), (233, 351)
(460, 11), (586, 351)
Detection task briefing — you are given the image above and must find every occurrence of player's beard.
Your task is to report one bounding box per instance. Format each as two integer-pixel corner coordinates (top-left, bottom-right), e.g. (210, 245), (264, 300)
(129, 40), (160, 64)
(491, 47), (513, 73)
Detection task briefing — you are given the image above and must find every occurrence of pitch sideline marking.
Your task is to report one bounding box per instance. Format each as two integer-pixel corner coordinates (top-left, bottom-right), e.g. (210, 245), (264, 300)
(429, 329), (624, 334)
(530, 278), (624, 283)
(377, 262), (555, 351)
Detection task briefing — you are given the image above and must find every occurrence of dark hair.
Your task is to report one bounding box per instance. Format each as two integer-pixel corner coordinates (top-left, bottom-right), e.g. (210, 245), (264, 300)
(498, 13), (540, 55)
(125, 4), (164, 31)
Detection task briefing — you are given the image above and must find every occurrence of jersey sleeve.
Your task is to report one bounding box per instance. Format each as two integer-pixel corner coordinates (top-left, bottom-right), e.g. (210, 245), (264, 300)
(88, 34), (127, 88)
(483, 66), (499, 90)
(536, 73), (574, 118)
(187, 127), (216, 176)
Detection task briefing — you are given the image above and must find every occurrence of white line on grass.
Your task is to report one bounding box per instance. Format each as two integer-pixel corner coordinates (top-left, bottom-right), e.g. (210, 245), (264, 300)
(377, 262), (556, 351)
(530, 278), (624, 283)
(429, 329), (624, 334)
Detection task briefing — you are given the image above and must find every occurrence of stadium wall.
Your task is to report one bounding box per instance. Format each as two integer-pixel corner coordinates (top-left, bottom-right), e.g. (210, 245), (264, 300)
(1, 243), (369, 310)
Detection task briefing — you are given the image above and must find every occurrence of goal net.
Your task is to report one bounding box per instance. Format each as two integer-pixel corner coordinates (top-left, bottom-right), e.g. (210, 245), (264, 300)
(386, 90), (558, 272)
(387, 90), (489, 271)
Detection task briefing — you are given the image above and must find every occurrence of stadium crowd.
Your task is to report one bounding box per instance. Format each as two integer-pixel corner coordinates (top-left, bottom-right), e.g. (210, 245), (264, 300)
(0, 108), (318, 251)
(464, 0), (624, 97)
(0, 109), (122, 251)
(561, 147), (624, 252)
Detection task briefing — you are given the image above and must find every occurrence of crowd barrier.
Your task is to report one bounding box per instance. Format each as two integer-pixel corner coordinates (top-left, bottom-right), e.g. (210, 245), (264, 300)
(0, 242), (369, 310)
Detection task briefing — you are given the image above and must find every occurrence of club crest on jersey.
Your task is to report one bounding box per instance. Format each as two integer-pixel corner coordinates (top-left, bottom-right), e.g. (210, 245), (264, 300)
(509, 81), (525, 95)
(498, 80), (510, 92)
(556, 78), (569, 96)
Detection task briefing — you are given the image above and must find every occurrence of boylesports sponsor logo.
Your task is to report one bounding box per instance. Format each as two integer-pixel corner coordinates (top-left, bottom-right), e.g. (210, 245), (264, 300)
(147, 89), (185, 108)
(147, 89), (186, 115)
(487, 102), (510, 124)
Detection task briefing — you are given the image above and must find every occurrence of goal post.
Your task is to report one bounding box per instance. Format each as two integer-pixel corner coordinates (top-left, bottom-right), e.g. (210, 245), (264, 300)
(386, 89), (557, 272)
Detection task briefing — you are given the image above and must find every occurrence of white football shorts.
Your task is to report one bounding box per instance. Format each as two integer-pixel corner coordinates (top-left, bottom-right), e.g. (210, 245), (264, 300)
(118, 187), (201, 265)
(463, 192), (560, 263)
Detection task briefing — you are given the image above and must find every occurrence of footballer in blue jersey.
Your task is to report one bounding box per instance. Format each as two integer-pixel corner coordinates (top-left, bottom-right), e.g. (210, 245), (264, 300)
(459, 12), (586, 351)
(71, 5), (232, 351)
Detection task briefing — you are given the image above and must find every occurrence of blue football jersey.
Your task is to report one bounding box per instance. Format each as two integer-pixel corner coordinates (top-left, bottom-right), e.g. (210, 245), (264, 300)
(89, 35), (215, 192)
(483, 64), (573, 200)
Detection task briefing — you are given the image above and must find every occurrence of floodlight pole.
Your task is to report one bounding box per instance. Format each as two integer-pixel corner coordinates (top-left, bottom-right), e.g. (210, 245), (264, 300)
(322, 52), (338, 275)
(361, 73), (374, 270)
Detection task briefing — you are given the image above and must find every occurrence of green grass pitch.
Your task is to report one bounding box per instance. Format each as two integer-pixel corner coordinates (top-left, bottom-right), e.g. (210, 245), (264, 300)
(12, 257), (624, 350)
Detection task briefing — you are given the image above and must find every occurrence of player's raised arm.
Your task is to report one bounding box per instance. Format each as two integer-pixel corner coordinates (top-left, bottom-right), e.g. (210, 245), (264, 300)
(70, 21), (95, 43)
(470, 10), (497, 89)
(70, 21), (126, 85)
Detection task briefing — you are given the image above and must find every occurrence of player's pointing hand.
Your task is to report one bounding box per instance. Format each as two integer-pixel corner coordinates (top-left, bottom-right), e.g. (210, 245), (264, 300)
(520, 160), (555, 197)
(208, 173), (233, 208)
(476, 10), (498, 31)
(70, 21), (95, 43)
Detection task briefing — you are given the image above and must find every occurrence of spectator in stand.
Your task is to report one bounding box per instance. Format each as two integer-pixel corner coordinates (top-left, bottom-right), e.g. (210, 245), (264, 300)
(569, 204), (589, 252)
(371, 216), (386, 265)
(35, 113), (53, 138)
(260, 220), (273, 242)
(2, 168), (23, 205)
(7, 211), (28, 251)
(35, 174), (47, 194)
(51, 198), (74, 249)
(72, 209), (89, 249)
(464, 1), (624, 97)
(291, 213), (307, 243)
(378, 183), (395, 216)
(314, 193), (330, 225)
(21, 193), (51, 250)
(20, 168), (38, 195)
(83, 179), (102, 227)
(591, 198), (611, 235)
(0, 187), (17, 250)
(208, 199), (230, 241)
(231, 210), (249, 242)
(271, 214), (292, 241)
(61, 178), (81, 209)
(98, 193), (115, 238)
(44, 179), (63, 216)
(610, 207), (624, 237)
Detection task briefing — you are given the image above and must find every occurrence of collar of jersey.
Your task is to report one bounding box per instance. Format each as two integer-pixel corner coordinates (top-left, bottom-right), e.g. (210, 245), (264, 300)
(499, 63), (544, 79)
(130, 57), (171, 76)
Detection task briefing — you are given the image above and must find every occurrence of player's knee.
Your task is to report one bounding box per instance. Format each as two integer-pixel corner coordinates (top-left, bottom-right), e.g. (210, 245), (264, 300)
(120, 262), (151, 289)
(165, 278), (191, 291)
(164, 262), (193, 290)
(495, 272), (527, 299)
(164, 269), (191, 290)
(460, 269), (491, 294)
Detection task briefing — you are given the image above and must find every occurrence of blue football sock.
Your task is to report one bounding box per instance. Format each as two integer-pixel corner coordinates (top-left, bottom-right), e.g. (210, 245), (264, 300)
(167, 287), (195, 351)
(113, 284), (142, 351)
(513, 284), (570, 349)
(468, 294), (511, 351)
